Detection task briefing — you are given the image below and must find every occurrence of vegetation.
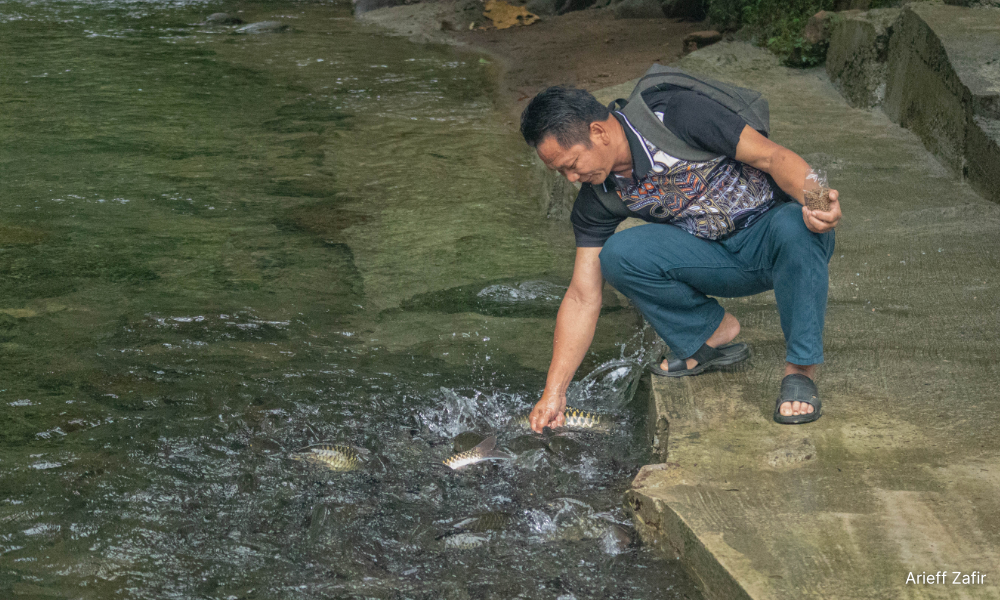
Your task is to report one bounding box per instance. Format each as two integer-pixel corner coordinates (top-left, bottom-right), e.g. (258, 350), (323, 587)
(704, 0), (897, 67)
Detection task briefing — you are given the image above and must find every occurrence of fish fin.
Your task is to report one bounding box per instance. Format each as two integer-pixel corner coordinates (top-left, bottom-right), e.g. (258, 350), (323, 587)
(471, 435), (498, 453)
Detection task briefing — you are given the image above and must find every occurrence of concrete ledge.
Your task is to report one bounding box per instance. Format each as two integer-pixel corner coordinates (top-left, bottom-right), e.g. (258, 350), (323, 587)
(828, 3), (1000, 203)
(826, 8), (900, 109)
(884, 5), (976, 180)
(627, 41), (1000, 600)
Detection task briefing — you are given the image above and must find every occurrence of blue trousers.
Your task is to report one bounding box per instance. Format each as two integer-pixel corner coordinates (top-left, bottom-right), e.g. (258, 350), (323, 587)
(599, 202), (836, 365)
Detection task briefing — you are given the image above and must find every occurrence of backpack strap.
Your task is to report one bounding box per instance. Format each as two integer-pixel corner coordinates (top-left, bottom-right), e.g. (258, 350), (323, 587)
(620, 96), (720, 162)
(618, 64), (771, 162)
(585, 179), (632, 219)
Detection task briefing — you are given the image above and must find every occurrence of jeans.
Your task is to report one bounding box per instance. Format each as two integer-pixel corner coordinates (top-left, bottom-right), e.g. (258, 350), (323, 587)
(599, 201), (836, 365)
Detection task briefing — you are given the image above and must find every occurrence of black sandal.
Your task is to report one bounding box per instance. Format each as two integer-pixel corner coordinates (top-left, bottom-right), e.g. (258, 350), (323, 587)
(648, 342), (751, 377)
(773, 374), (822, 424)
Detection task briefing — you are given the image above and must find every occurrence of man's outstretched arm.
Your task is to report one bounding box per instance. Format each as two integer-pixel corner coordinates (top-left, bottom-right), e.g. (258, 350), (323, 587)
(529, 246), (604, 433)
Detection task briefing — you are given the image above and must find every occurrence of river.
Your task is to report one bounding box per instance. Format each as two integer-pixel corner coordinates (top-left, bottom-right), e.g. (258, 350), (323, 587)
(0, 0), (701, 598)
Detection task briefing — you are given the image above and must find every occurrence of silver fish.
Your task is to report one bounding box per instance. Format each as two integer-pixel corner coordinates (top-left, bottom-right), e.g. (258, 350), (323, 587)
(512, 407), (611, 432)
(291, 444), (366, 472)
(442, 435), (512, 469)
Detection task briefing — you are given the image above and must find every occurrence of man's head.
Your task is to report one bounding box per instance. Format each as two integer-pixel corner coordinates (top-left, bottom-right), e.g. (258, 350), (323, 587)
(520, 86), (624, 185)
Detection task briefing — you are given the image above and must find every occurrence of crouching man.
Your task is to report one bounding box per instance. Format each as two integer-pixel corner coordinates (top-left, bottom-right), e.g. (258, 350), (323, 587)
(520, 72), (841, 431)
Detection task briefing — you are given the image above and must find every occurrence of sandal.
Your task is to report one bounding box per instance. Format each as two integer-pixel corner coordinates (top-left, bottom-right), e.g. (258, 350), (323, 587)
(773, 374), (822, 424)
(648, 342), (751, 377)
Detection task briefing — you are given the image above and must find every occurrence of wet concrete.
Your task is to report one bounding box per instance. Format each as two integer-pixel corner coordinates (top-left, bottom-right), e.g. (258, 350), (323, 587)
(609, 42), (1000, 599)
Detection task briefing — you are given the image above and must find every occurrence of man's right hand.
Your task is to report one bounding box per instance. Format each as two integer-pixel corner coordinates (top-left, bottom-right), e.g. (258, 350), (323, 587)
(529, 392), (567, 433)
(532, 247), (604, 433)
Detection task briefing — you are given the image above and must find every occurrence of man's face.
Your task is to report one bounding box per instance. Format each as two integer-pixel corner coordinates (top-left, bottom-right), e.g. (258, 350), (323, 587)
(536, 129), (615, 185)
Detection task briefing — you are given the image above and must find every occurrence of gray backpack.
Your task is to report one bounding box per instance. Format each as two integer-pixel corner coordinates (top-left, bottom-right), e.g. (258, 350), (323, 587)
(590, 64), (771, 218)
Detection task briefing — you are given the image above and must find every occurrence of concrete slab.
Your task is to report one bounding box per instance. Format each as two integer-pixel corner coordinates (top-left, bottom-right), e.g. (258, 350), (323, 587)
(625, 41), (1000, 600)
(826, 8), (901, 109)
(884, 4), (1000, 201)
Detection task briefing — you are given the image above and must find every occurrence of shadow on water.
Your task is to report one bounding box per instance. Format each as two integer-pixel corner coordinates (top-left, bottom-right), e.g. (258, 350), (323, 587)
(0, 0), (703, 598)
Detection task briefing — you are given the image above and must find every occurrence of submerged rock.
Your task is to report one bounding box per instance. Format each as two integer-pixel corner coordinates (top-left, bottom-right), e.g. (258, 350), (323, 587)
(352, 0), (399, 16)
(401, 279), (589, 319)
(235, 21), (289, 34)
(203, 12), (243, 25)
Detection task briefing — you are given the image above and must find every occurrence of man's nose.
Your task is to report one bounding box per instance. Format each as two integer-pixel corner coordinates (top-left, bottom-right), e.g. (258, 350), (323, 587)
(565, 171), (580, 183)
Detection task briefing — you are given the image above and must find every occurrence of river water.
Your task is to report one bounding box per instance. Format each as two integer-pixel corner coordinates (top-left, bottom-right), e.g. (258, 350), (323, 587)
(0, 1), (701, 598)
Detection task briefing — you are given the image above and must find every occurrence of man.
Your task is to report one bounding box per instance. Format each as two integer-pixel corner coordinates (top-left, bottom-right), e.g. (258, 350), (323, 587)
(520, 82), (841, 432)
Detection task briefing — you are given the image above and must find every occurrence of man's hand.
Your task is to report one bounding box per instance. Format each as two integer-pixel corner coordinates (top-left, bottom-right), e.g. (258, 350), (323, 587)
(802, 189), (841, 234)
(531, 246), (603, 434)
(529, 391), (566, 433)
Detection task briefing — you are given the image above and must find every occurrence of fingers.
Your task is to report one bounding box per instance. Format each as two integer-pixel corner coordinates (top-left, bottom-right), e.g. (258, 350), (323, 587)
(529, 398), (565, 433)
(529, 406), (555, 433)
(802, 191), (842, 233)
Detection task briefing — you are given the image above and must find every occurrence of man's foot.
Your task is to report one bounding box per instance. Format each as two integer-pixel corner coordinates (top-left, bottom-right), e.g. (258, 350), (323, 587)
(777, 362), (817, 419)
(659, 312), (741, 372)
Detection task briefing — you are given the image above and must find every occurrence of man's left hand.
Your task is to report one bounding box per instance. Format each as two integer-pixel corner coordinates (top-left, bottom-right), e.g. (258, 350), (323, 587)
(802, 189), (841, 234)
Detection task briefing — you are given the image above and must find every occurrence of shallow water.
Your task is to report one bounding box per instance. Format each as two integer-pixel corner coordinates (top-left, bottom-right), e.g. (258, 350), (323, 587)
(0, 1), (702, 598)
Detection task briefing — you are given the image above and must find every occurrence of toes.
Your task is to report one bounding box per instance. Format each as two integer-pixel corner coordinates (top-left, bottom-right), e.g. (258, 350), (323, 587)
(780, 401), (815, 416)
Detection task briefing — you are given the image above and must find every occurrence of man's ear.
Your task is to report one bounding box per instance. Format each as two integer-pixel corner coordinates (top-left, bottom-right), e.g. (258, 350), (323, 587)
(589, 118), (612, 146)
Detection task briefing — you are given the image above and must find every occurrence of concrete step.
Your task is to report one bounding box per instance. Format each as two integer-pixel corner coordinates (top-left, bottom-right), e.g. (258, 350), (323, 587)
(829, 3), (1000, 203)
(621, 41), (1000, 600)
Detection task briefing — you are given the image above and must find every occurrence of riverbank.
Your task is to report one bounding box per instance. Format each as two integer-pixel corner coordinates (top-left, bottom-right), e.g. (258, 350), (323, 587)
(358, 1), (707, 114)
(359, 2), (1000, 599)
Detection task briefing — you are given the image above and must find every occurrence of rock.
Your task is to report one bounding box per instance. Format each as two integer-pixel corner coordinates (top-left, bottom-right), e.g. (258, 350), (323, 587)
(204, 12), (243, 25)
(234, 21), (289, 34)
(353, 0), (400, 15)
(527, 0), (561, 16)
(682, 30), (722, 52)
(557, 0), (597, 15)
(613, 0), (665, 19)
(833, 0), (873, 8)
(662, 0), (706, 19)
(802, 10), (834, 45)
(943, 0), (1000, 6)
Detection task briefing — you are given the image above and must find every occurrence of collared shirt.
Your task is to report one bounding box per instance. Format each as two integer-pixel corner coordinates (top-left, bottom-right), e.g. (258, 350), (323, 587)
(569, 89), (783, 247)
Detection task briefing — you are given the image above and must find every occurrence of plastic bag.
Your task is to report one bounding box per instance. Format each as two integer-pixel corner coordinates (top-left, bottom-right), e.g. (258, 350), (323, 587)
(803, 168), (831, 212)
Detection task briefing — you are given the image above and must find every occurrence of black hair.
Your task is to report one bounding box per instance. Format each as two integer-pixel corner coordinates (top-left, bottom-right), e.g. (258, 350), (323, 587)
(520, 86), (610, 149)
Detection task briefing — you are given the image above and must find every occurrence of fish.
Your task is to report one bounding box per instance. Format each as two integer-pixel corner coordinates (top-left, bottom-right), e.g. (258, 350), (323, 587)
(442, 435), (512, 469)
(434, 511), (512, 544)
(291, 444), (367, 472)
(441, 532), (488, 549)
(449, 511), (511, 534)
(511, 407), (611, 432)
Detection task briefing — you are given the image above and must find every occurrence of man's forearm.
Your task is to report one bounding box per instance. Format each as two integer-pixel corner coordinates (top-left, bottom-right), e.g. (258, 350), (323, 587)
(543, 293), (602, 398)
(768, 147), (812, 204)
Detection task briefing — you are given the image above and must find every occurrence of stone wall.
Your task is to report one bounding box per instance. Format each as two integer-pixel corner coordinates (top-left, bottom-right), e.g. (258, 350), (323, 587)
(827, 3), (1000, 203)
